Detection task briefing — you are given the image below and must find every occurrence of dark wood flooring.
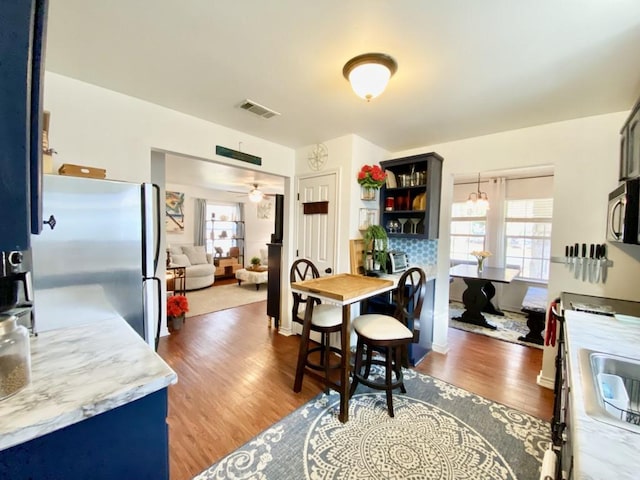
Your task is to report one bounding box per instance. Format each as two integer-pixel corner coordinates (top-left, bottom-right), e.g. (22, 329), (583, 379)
(157, 300), (554, 480)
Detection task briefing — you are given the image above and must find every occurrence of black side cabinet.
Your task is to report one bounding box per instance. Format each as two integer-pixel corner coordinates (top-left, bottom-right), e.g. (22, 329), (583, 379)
(379, 152), (443, 239)
(267, 243), (282, 328)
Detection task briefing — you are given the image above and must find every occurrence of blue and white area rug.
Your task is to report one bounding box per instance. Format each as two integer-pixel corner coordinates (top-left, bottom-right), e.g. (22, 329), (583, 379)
(194, 371), (550, 479)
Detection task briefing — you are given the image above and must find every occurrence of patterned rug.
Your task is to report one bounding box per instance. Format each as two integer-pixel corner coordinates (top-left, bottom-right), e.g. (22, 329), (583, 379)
(449, 301), (543, 350)
(194, 370), (550, 479)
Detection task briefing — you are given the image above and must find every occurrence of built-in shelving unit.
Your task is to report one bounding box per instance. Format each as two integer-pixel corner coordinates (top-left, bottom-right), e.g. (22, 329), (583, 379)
(209, 219), (245, 277)
(379, 152), (443, 239)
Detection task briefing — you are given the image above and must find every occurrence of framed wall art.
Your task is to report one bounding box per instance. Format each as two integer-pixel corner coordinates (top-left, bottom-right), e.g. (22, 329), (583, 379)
(166, 190), (185, 232)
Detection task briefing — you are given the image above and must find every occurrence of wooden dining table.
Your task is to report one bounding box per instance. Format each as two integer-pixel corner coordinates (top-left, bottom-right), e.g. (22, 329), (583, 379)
(290, 273), (394, 422)
(449, 264), (520, 330)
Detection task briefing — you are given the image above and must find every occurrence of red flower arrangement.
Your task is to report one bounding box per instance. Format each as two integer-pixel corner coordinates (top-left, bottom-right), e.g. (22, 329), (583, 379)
(357, 164), (386, 189)
(167, 295), (189, 317)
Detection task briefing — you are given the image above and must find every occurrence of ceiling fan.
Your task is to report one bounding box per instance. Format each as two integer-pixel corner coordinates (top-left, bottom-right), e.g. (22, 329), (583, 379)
(244, 183), (278, 203)
(228, 183), (278, 202)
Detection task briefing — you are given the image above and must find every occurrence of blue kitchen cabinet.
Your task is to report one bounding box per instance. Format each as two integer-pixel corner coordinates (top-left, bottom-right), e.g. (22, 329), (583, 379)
(0, 0), (48, 251)
(0, 389), (171, 479)
(364, 277), (435, 365)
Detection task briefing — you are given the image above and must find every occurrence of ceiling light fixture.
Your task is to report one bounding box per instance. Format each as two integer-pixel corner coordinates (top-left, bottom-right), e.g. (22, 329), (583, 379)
(248, 184), (263, 203)
(467, 173), (490, 210)
(343, 53), (398, 102)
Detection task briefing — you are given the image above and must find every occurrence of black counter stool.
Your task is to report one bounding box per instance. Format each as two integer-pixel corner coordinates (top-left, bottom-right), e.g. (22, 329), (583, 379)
(291, 259), (343, 394)
(349, 267), (426, 417)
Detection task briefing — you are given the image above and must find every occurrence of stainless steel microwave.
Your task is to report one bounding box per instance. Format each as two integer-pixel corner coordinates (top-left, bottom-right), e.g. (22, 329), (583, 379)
(607, 178), (640, 244)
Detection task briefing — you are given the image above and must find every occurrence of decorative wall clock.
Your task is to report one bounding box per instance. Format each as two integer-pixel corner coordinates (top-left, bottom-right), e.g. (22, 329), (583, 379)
(307, 143), (328, 171)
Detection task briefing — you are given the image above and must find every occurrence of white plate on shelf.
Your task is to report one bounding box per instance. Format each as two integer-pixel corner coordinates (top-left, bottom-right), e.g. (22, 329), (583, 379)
(386, 170), (397, 188)
(614, 313), (640, 324)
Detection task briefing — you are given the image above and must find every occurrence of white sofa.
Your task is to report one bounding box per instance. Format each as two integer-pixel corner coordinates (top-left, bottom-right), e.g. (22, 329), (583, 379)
(168, 245), (215, 290)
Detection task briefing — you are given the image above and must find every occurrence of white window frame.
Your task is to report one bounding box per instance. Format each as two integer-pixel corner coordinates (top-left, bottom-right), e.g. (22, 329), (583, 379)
(450, 202), (488, 263)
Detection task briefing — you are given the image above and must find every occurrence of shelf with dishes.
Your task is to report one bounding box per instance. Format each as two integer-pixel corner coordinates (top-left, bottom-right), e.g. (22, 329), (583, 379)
(379, 153), (443, 239)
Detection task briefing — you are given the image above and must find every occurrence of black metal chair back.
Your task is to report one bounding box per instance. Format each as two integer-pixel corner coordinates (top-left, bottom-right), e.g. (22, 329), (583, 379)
(290, 259), (321, 324)
(393, 267), (426, 338)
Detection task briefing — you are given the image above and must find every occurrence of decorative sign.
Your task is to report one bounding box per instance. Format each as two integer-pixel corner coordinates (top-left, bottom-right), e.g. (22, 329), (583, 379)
(215, 145), (262, 166)
(303, 201), (329, 215)
(165, 191), (185, 232)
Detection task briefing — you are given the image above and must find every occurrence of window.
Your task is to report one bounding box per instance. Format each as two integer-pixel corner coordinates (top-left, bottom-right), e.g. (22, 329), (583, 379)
(505, 198), (553, 281)
(450, 202), (487, 262)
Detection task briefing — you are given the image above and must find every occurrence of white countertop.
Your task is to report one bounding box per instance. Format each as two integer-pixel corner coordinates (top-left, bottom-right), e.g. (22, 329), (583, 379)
(378, 264), (438, 284)
(0, 316), (177, 451)
(565, 310), (640, 479)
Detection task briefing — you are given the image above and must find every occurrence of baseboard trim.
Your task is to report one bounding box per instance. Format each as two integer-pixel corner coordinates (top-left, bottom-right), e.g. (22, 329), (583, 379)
(431, 341), (449, 355)
(536, 371), (555, 390)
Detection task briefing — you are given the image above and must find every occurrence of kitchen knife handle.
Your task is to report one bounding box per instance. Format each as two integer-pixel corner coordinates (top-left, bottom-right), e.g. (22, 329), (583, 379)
(601, 243), (607, 259)
(565, 245), (569, 257)
(574, 243), (579, 257)
(581, 243), (587, 257)
(589, 243), (594, 258)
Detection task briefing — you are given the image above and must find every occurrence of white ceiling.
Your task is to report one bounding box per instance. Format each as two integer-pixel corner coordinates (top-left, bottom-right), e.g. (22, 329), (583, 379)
(164, 153), (284, 195)
(45, 1), (640, 186)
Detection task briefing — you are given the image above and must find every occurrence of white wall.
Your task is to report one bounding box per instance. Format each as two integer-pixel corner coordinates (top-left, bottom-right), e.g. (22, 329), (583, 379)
(43, 72), (295, 184)
(243, 199), (276, 261)
(393, 111), (640, 386)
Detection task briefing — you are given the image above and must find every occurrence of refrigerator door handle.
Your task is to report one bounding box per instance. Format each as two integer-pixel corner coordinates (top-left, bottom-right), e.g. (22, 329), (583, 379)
(141, 183), (162, 276)
(151, 183), (161, 273)
(143, 276), (162, 350)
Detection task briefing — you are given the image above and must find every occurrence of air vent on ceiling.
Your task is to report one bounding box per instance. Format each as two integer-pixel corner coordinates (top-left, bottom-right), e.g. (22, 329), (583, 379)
(238, 99), (280, 119)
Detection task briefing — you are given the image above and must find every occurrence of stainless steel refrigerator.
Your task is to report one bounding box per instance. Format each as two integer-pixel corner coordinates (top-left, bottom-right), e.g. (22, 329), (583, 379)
(30, 174), (161, 346)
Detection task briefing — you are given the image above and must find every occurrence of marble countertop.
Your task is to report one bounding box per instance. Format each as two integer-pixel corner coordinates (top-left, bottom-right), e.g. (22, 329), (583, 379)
(0, 316), (177, 452)
(565, 310), (640, 479)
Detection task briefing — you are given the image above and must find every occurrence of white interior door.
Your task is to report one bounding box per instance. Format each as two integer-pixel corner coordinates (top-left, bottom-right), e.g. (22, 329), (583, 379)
(296, 173), (337, 276)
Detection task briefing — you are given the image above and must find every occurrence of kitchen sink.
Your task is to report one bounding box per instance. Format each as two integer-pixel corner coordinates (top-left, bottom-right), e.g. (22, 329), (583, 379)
(579, 349), (640, 434)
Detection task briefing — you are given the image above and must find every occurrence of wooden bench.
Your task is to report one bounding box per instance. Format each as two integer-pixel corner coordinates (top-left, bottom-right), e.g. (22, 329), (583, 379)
(519, 286), (548, 345)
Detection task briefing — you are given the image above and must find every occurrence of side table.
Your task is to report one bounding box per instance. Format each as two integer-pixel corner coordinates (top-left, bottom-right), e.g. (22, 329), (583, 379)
(166, 266), (187, 296)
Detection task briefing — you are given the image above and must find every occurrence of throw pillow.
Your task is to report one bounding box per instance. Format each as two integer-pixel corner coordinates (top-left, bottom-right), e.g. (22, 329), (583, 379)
(182, 245), (208, 265)
(168, 245), (183, 256)
(170, 253), (192, 267)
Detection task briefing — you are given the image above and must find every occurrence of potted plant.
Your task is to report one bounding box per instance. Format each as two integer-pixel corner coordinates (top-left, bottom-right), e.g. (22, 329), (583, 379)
(250, 256), (261, 269)
(167, 294), (189, 331)
(357, 164), (387, 200)
(363, 224), (388, 274)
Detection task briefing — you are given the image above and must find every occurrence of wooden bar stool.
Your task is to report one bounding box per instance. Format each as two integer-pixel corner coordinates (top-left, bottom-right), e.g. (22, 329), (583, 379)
(349, 267), (426, 417)
(291, 259), (343, 394)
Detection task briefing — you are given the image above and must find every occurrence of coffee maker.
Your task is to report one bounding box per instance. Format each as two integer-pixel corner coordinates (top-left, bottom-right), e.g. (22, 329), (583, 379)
(0, 250), (34, 333)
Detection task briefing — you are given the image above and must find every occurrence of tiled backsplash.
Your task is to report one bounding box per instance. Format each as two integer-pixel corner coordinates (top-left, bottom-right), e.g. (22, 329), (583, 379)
(389, 238), (438, 266)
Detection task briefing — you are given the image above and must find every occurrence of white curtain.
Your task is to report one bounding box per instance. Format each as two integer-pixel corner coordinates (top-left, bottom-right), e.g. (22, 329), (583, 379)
(193, 198), (207, 246)
(485, 177), (507, 268)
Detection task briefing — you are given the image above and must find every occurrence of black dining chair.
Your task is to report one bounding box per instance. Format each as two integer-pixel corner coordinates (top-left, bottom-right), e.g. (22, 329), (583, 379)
(291, 259), (343, 394)
(349, 267), (426, 417)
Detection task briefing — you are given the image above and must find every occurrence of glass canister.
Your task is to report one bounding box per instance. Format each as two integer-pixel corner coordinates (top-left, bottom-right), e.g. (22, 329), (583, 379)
(0, 314), (31, 400)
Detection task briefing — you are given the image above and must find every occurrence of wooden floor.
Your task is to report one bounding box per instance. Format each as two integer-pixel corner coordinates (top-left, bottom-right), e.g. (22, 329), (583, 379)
(157, 300), (554, 480)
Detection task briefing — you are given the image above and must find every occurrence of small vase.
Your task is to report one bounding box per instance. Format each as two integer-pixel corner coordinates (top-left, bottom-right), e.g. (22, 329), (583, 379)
(477, 258), (485, 273)
(360, 186), (376, 201)
(170, 314), (185, 331)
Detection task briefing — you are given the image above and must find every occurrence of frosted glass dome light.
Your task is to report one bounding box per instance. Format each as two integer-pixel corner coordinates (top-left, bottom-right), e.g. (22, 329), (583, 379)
(343, 53), (398, 102)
